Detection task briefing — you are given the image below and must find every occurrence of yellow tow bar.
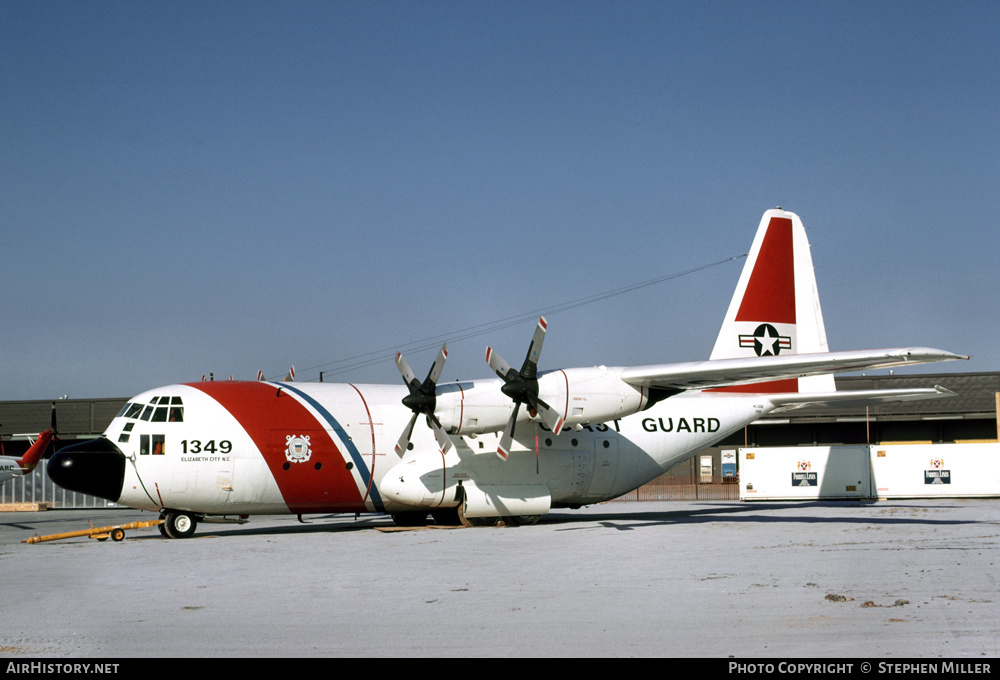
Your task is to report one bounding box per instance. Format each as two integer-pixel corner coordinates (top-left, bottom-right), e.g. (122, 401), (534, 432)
(22, 519), (164, 544)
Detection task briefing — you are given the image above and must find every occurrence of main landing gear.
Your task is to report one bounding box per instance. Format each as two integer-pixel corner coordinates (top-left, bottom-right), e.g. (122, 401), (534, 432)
(389, 507), (541, 528)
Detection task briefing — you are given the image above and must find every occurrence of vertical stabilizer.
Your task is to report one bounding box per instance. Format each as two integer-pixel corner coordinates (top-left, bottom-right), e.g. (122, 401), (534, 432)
(710, 209), (832, 393)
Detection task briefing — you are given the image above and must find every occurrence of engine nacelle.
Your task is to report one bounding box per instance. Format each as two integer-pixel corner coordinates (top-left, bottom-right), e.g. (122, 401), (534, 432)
(435, 366), (647, 436)
(535, 365), (647, 429)
(436, 379), (513, 435)
(381, 456), (458, 509)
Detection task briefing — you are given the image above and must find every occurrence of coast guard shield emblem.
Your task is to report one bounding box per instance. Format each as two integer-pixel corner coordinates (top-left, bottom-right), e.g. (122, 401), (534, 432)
(285, 435), (312, 463)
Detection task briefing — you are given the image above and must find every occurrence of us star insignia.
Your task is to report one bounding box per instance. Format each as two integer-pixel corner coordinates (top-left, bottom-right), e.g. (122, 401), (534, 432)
(739, 323), (792, 356)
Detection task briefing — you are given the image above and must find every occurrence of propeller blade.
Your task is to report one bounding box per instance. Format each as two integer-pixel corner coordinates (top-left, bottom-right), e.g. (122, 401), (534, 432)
(496, 403), (520, 460)
(395, 351), (418, 388)
(395, 413), (420, 455)
(429, 416), (453, 454)
(521, 316), (547, 378)
(485, 346), (513, 380)
(427, 344), (448, 386)
(533, 398), (566, 434)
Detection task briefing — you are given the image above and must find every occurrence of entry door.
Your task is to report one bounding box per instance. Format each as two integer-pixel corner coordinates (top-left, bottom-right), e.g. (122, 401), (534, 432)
(589, 437), (619, 498)
(228, 458), (268, 506)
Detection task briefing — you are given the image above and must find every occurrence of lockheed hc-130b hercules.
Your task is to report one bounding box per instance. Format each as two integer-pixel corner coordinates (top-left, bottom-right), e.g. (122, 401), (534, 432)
(48, 210), (967, 537)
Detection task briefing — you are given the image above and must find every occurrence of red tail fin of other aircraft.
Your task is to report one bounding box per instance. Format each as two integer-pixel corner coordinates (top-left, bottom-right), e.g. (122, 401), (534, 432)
(17, 429), (54, 473)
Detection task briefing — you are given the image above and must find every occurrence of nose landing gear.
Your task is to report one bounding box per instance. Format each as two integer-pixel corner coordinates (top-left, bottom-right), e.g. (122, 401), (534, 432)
(159, 510), (199, 538)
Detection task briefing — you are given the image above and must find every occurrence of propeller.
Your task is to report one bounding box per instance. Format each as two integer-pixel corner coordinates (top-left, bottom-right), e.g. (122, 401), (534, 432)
(485, 317), (565, 460)
(395, 343), (452, 455)
(42, 401), (58, 459)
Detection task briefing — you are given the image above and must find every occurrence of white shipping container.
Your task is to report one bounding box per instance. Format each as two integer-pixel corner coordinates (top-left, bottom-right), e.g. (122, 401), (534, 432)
(739, 446), (870, 501)
(870, 442), (1000, 498)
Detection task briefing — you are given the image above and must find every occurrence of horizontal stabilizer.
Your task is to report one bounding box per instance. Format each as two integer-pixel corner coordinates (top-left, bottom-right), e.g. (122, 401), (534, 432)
(620, 348), (968, 392)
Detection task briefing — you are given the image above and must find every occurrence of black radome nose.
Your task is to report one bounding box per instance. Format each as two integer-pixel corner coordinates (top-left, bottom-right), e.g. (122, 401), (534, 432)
(48, 437), (126, 503)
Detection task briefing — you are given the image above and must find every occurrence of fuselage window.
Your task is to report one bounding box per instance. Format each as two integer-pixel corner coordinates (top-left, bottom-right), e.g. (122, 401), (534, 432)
(139, 434), (166, 455)
(152, 407), (168, 422)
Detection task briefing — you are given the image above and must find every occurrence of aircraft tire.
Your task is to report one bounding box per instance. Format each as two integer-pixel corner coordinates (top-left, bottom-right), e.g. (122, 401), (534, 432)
(390, 511), (428, 527)
(163, 511), (198, 539)
(456, 502), (498, 528)
(431, 508), (461, 526)
(503, 515), (541, 526)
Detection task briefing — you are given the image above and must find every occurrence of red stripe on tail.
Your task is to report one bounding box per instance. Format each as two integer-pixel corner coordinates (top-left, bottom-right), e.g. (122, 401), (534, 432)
(735, 217), (796, 325)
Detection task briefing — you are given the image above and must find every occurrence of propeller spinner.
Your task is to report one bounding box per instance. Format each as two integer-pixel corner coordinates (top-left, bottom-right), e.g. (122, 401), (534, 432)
(485, 317), (565, 460)
(395, 344), (453, 455)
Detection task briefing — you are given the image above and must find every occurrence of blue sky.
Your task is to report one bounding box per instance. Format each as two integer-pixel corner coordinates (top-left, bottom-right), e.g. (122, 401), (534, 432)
(2, 1), (997, 401)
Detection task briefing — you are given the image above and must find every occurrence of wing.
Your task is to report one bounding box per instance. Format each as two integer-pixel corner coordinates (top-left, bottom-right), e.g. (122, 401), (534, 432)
(619, 347), (968, 391)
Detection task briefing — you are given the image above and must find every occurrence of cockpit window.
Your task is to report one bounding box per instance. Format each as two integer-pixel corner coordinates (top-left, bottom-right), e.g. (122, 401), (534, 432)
(117, 402), (143, 419)
(121, 397), (183, 422)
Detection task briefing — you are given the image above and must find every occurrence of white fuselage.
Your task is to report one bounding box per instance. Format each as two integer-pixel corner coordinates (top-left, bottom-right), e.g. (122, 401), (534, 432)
(103, 378), (767, 518)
